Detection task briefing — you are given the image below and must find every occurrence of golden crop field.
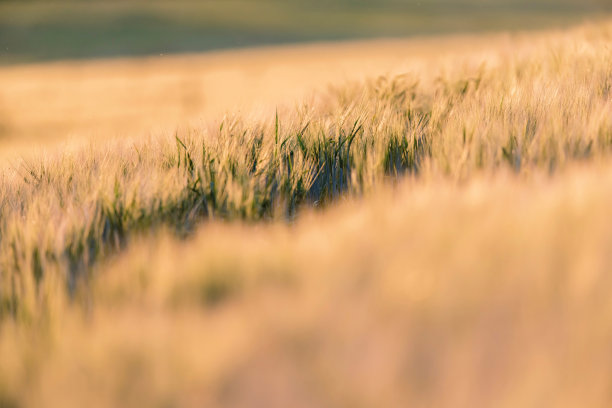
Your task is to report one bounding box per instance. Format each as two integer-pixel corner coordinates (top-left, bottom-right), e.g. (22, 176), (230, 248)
(0, 17), (612, 408)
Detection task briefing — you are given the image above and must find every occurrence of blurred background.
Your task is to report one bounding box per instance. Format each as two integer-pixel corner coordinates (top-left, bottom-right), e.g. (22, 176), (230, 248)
(1, 0), (610, 64)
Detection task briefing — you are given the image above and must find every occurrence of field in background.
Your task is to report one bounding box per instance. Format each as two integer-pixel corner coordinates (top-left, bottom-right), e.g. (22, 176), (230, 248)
(0, 31), (540, 151)
(0, 0), (610, 63)
(0, 18), (611, 407)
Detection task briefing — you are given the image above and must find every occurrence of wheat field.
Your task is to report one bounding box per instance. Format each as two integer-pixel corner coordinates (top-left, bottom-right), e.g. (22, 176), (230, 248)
(0, 19), (612, 408)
